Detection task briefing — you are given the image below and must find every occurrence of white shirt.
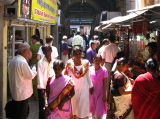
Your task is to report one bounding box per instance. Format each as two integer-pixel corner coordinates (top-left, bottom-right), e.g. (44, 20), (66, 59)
(37, 45), (58, 59)
(37, 57), (55, 89)
(102, 43), (121, 63)
(72, 35), (83, 47)
(8, 55), (37, 101)
(98, 45), (106, 56)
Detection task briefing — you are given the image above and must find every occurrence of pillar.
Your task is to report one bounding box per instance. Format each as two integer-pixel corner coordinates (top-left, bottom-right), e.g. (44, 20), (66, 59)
(0, 5), (8, 119)
(51, 25), (60, 57)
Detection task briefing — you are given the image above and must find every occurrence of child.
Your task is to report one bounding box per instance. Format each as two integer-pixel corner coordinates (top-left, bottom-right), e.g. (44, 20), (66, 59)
(45, 59), (75, 119)
(89, 54), (108, 119)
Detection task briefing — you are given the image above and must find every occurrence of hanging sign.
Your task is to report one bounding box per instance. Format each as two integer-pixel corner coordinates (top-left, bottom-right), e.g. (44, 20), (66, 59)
(31, 0), (57, 24)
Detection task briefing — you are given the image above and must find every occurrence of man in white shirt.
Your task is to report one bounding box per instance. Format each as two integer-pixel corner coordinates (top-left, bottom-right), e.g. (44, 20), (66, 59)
(37, 35), (58, 60)
(101, 36), (121, 68)
(72, 32), (83, 47)
(37, 45), (55, 119)
(8, 43), (37, 119)
(98, 39), (109, 56)
(101, 36), (121, 96)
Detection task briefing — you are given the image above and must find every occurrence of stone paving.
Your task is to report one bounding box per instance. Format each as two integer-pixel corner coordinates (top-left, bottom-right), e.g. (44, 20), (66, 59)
(26, 96), (106, 119)
(27, 97), (39, 119)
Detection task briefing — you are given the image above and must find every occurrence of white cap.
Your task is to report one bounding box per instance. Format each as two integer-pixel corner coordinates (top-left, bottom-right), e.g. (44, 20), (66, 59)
(63, 35), (67, 39)
(93, 35), (98, 39)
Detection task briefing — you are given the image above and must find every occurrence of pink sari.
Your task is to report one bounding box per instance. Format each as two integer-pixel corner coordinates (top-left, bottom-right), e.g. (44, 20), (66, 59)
(89, 66), (108, 117)
(47, 75), (74, 119)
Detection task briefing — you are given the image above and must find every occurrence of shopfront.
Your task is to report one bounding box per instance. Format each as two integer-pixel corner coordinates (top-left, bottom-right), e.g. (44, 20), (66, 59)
(4, 0), (57, 61)
(1, 0), (57, 117)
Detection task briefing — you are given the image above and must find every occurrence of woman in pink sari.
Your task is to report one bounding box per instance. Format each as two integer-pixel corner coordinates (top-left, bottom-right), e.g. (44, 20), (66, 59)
(89, 54), (108, 119)
(45, 59), (75, 119)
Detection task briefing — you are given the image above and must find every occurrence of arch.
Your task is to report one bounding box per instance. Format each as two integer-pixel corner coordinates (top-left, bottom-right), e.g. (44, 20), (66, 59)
(61, 0), (101, 14)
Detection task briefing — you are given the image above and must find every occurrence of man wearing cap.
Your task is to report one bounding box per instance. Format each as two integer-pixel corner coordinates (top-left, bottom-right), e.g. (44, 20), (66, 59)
(61, 35), (68, 64)
(8, 43), (37, 119)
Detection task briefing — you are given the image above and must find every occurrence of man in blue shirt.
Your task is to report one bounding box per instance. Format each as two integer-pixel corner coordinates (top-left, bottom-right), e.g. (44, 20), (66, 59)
(86, 40), (98, 64)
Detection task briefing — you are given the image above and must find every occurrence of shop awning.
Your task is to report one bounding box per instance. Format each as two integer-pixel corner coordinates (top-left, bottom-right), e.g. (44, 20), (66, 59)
(101, 10), (147, 25)
(94, 23), (113, 32)
(94, 10), (147, 31)
(94, 4), (160, 32)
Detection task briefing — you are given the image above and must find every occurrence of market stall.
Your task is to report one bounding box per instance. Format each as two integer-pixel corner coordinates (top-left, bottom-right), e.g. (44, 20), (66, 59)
(94, 4), (160, 78)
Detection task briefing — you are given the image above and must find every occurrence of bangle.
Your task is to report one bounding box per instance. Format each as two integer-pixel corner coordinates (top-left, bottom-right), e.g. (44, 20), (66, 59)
(68, 95), (71, 99)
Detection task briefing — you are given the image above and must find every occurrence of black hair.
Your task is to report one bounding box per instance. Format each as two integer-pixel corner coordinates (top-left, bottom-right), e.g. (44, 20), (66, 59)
(102, 39), (109, 45)
(31, 35), (40, 41)
(111, 57), (128, 75)
(91, 40), (97, 47)
(53, 59), (65, 69)
(145, 58), (160, 79)
(145, 58), (158, 73)
(147, 42), (157, 52)
(46, 35), (54, 44)
(109, 36), (116, 43)
(77, 32), (80, 35)
(39, 39), (44, 45)
(41, 45), (52, 53)
(117, 57), (128, 66)
(46, 38), (53, 43)
(93, 54), (102, 60)
(72, 46), (82, 54)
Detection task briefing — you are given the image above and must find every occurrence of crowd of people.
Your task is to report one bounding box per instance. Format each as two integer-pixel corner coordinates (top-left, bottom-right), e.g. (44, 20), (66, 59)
(7, 32), (160, 119)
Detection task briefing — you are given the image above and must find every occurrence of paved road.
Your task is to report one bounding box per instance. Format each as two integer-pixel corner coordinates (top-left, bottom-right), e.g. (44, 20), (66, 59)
(27, 97), (39, 119)
(26, 97), (106, 119)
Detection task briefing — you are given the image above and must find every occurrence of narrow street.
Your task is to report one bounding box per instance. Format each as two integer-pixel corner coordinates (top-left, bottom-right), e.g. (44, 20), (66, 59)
(26, 97), (107, 119)
(27, 97), (39, 119)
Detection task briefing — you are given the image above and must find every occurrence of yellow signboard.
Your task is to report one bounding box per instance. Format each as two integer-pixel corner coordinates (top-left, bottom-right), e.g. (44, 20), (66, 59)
(31, 0), (57, 24)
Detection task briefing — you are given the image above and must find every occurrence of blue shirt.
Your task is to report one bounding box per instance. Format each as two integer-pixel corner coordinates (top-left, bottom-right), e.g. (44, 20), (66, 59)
(86, 47), (96, 63)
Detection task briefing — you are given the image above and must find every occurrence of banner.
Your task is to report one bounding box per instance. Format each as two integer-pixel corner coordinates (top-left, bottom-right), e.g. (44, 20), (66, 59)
(18, 0), (31, 19)
(31, 0), (57, 24)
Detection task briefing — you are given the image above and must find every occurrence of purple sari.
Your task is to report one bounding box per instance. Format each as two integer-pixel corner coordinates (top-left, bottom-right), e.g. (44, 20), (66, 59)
(47, 75), (72, 119)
